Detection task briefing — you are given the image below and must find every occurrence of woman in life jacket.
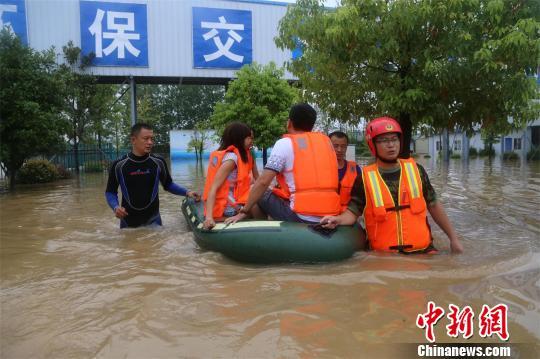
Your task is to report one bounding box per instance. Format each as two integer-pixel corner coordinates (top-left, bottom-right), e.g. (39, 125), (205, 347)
(203, 122), (254, 230)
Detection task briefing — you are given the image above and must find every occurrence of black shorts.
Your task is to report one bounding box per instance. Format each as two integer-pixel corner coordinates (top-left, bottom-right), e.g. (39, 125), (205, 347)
(257, 190), (318, 224)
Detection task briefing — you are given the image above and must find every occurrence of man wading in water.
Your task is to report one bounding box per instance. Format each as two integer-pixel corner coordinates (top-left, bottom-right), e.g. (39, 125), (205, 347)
(105, 123), (200, 228)
(320, 117), (464, 254)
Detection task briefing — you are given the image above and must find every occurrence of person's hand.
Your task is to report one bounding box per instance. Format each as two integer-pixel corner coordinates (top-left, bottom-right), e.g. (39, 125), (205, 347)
(187, 191), (201, 202)
(203, 217), (216, 230)
(114, 206), (128, 219)
(320, 216), (339, 229)
(224, 212), (247, 225)
(450, 237), (464, 254)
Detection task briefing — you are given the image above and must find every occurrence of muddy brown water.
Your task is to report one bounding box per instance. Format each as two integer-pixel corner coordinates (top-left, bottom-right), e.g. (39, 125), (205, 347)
(1, 158), (539, 358)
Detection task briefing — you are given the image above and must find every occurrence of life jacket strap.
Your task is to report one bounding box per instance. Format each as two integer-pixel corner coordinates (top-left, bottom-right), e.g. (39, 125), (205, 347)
(386, 204), (411, 212)
(388, 244), (414, 253)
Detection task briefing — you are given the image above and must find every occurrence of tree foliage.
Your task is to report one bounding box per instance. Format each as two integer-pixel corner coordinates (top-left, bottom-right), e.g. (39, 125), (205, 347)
(0, 30), (66, 188)
(58, 41), (117, 172)
(142, 84), (225, 146)
(276, 0), (540, 157)
(187, 119), (213, 162)
(211, 62), (299, 161)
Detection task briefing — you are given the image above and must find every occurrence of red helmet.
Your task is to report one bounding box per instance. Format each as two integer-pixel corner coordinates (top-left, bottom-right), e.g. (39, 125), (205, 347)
(365, 117), (402, 156)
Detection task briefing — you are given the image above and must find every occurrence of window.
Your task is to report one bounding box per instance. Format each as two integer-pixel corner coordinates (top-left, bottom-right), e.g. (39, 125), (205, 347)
(513, 138), (522, 150)
(453, 140), (462, 151)
(436, 141), (441, 151)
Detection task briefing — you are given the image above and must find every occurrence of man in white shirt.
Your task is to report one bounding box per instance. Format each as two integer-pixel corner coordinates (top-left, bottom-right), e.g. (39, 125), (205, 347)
(226, 103), (341, 224)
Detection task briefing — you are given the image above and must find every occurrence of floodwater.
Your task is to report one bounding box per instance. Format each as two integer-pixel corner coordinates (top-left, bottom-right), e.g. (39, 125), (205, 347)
(1, 157), (539, 358)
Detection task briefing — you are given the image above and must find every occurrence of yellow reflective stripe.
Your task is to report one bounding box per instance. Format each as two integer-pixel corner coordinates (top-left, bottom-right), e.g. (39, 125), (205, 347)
(404, 162), (420, 199)
(368, 170), (384, 207)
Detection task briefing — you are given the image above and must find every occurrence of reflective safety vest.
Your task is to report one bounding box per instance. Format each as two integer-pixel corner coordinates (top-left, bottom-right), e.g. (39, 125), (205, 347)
(339, 160), (358, 212)
(272, 132), (341, 216)
(362, 158), (431, 252)
(203, 145), (252, 218)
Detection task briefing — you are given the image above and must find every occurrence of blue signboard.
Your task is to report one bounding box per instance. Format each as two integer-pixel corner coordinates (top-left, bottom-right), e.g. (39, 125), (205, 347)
(0, 0), (28, 44)
(193, 7), (252, 69)
(80, 1), (148, 67)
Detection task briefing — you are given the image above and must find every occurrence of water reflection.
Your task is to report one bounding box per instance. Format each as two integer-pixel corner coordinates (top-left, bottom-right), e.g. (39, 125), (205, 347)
(0, 157), (538, 357)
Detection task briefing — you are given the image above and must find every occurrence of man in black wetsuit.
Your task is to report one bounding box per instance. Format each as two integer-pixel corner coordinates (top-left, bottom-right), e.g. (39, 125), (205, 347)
(105, 123), (200, 228)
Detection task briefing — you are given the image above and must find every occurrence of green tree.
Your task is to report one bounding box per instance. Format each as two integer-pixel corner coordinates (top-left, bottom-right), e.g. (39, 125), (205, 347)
(87, 85), (118, 148)
(187, 119), (212, 162)
(146, 84), (225, 146)
(0, 30), (66, 189)
(480, 123), (506, 158)
(211, 62), (298, 163)
(108, 84), (138, 155)
(59, 41), (116, 172)
(276, 0), (540, 157)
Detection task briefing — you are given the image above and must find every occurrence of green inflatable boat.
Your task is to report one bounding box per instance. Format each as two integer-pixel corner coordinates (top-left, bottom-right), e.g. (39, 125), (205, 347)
(181, 199), (364, 264)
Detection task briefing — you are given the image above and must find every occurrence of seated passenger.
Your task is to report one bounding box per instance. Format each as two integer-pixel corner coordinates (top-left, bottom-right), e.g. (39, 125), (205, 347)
(328, 131), (361, 212)
(202, 122), (254, 230)
(226, 103), (341, 225)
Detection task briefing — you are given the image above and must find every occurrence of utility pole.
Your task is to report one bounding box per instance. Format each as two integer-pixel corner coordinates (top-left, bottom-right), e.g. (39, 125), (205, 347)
(130, 76), (137, 126)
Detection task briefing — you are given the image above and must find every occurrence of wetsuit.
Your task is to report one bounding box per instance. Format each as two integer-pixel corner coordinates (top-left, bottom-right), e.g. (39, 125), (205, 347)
(105, 153), (188, 228)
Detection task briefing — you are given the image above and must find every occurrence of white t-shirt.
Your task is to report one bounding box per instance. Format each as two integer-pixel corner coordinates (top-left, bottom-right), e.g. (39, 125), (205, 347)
(265, 138), (322, 222)
(222, 152), (238, 184)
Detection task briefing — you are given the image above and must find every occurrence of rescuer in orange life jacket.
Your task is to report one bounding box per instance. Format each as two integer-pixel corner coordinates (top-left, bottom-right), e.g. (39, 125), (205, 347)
(202, 122), (256, 230)
(225, 103), (342, 225)
(321, 117), (464, 254)
(328, 131), (362, 213)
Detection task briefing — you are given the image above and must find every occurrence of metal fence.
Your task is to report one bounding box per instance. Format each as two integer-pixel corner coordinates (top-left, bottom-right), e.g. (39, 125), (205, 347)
(48, 143), (170, 173)
(48, 143), (129, 172)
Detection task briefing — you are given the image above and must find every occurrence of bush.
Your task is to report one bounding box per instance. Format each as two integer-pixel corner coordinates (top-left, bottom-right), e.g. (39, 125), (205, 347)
(17, 159), (59, 184)
(479, 147), (495, 157)
(56, 164), (71, 179)
(502, 152), (519, 160)
(469, 147), (478, 157)
(424, 154), (431, 158)
(84, 161), (107, 172)
(450, 153), (461, 159)
(527, 148), (540, 161)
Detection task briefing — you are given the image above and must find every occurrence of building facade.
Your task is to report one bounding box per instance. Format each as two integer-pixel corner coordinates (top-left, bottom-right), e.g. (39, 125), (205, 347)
(417, 119), (540, 159)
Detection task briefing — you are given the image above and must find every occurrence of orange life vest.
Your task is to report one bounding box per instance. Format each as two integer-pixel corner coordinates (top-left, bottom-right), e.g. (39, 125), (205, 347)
(272, 132), (341, 216)
(339, 160), (358, 212)
(203, 145), (252, 218)
(362, 158), (431, 252)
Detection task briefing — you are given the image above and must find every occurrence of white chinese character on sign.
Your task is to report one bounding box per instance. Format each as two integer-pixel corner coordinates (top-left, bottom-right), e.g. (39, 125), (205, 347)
(201, 16), (244, 62)
(0, 4), (17, 33)
(89, 9), (140, 59)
